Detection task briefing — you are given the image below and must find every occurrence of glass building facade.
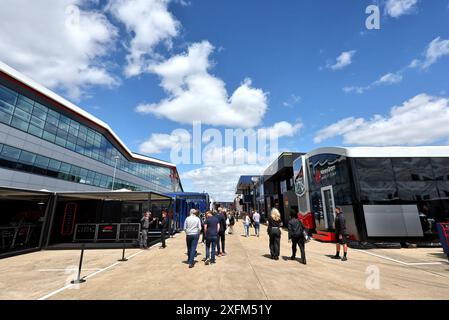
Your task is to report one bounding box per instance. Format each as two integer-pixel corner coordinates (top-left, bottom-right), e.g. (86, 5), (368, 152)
(0, 67), (182, 194)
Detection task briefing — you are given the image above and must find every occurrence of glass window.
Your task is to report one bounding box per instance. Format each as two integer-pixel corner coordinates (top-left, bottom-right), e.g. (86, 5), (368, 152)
(34, 155), (50, 169)
(55, 136), (66, 147)
(355, 158), (395, 182)
(16, 97), (34, 113)
(0, 84), (18, 105)
(28, 124), (43, 138)
(359, 180), (398, 203)
(42, 131), (56, 143)
(392, 158), (434, 181)
(47, 109), (59, 119)
(432, 158), (449, 181)
(32, 105), (47, 120)
(30, 115), (45, 128)
(0, 109), (12, 125)
(19, 150), (36, 164)
(1, 145), (21, 160)
(48, 159), (61, 171)
(59, 162), (71, 174)
(11, 116), (29, 131)
(397, 181), (439, 201)
(46, 115), (59, 127)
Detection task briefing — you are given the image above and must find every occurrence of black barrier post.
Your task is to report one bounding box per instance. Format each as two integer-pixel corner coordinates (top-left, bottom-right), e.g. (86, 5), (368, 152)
(119, 232), (128, 262)
(71, 243), (86, 284)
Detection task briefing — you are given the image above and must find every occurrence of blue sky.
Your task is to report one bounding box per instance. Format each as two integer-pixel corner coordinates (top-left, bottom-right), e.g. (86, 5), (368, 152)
(1, 0), (449, 200)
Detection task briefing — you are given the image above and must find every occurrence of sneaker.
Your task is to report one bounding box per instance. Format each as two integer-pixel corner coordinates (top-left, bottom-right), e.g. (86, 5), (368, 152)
(301, 259), (307, 265)
(290, 256), (296, 260)
(205, 259), (210, 265)
(331, 255), (341, 260)
(221, 252), (227, 256)
(274, 256), (279, 260)
(210, 260), (216, 264)
(342, 256), (348, 261)
(189, 264), (194, 268)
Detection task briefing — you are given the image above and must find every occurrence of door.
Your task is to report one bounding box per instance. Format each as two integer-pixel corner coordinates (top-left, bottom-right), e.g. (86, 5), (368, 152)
(321, 186), (336, 230)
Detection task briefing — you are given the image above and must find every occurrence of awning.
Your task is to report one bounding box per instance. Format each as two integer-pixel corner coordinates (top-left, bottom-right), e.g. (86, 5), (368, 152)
(55, 191), (172, 202)
(0, 186), (52, 201)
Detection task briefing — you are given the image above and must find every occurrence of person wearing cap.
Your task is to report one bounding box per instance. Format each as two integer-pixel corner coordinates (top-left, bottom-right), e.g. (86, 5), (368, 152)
(183, 208), (202, 268)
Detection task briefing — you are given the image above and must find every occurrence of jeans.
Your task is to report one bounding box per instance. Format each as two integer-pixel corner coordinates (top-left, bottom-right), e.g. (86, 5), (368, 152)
(140, 229), (148, 248)
(291, 236), (306, 262)
(186, 234), (199, 265)
(244, 224), (250, 237)
(205, 236), (217, 262)
(216, 232), (226, 254)
(254, 222), (260, 236)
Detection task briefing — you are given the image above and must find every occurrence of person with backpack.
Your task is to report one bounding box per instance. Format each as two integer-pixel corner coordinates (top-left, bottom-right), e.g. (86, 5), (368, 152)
(288, 210), (307, 264)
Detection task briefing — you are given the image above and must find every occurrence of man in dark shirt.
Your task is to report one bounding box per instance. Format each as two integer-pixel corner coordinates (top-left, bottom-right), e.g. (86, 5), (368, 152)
(216, 208), (227, 256)
(159, 210), (169, 248)
(332, 207), (349, 261)
(204, 211), (220, 264)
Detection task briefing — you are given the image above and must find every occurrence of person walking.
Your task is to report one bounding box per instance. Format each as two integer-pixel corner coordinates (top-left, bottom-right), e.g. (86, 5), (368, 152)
(332, 207), (349, 261)
(228, 213), (235, 234)
(184, 209), (202, 268)
(204, 211), (220, 265)
(243, 213), (250, 237)
(288, 210), (307, 264)
(253, 210), (261, 237)
(159, 210), (169, 248)
(267, 208), (282, 260)
(140, 211), (150, 249)
(216, 208), (227, 256)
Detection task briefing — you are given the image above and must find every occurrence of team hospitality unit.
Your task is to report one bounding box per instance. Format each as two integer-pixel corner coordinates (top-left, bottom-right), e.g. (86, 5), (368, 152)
(140, 206), (349, 269)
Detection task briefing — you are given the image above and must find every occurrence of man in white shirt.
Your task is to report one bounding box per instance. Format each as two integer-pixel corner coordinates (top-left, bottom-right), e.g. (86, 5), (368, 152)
(184, 208), (202, 268)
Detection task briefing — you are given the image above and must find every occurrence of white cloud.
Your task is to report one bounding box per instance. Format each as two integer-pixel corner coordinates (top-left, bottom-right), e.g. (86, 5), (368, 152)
(138, 130), (190, 154)
(314, 94), (449, 146)
(314, 117), (366, 144)
(258, 121), (303, 140)
(385, 0), (418, 18)
(328, 50), (356, 70)
(421, 37), (449, 69)
(374, 72), (403, 85)
(107, 0), (180, 77)
(0, 0), (119, 100)
(135, 41), (268, 128)
(181, 145), (279, 201)
(282, 94), (301, 107)
(343, 72), (403, 94)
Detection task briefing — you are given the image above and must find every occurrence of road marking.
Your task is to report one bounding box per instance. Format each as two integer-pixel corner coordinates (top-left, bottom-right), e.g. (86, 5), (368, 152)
(37, 234), (179, 300)
(37, 250), (143, 300)
(355, 249), (445, 266)
(38, 268), (101, 272)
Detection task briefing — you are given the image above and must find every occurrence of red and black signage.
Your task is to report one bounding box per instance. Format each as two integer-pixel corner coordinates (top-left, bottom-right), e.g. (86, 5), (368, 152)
(61, 203), (77, 236)
(97, 224), (118, 241)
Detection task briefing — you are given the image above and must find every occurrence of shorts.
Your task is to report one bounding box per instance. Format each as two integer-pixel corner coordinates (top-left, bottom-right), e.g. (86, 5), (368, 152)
(335, 233), (348, 245)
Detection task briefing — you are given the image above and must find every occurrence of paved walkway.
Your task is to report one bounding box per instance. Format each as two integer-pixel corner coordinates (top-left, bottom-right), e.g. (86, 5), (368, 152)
(0, 223), (448, 300)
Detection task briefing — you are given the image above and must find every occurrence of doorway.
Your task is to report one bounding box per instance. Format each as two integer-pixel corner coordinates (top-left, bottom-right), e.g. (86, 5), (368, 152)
(321, 186), (336, 230)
